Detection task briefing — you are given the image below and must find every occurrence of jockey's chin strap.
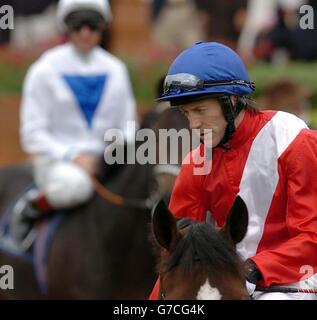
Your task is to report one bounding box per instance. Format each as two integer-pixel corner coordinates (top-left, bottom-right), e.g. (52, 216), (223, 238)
(216, 96), (246, 149)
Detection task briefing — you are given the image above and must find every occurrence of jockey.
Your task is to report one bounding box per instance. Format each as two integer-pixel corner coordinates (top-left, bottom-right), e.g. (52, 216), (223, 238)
(149, 41), (317, 300)
(16, 0), (138, 244)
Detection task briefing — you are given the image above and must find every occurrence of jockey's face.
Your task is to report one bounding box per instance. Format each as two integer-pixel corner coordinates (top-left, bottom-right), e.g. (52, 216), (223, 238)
(180, 98), (233, 148)
(69, 24), (104, 54)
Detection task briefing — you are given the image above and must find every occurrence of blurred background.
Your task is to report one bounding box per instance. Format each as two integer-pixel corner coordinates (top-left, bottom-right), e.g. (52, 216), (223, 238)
(1, 0), (317, 166)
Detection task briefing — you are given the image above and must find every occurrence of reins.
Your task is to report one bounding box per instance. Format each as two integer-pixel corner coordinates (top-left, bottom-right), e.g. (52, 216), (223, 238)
(91, 164), (180, 210)
(255, 285), (317, 294)
(92, 176), (157, 210)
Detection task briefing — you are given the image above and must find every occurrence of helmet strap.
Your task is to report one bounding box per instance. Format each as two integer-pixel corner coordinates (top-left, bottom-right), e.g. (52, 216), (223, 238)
(216, 96), (245, 149)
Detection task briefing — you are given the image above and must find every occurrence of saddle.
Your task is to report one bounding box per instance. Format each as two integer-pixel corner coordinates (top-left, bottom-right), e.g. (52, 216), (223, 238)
(0, 186), (64, 293)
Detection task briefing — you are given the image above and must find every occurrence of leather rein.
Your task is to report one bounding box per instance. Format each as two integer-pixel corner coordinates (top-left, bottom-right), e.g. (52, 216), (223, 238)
(92, 177), (156, 210)
(91, 164), (180, 210)
(255, 286), (317, 294)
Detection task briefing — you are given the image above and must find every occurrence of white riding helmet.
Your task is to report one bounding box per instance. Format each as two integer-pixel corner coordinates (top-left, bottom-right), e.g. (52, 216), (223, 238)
(57, 0), (112, 31)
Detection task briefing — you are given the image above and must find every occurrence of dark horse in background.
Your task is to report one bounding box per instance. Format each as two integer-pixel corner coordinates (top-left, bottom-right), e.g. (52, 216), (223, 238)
(0, 107), (188, 299)
(0, 152), (156, 299)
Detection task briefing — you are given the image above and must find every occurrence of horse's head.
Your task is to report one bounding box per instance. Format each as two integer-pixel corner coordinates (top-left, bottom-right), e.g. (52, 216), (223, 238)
(152, 196), (250, 300)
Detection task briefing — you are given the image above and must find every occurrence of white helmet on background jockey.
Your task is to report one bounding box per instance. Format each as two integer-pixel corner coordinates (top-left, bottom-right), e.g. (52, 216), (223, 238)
(56, 0), (112, 31)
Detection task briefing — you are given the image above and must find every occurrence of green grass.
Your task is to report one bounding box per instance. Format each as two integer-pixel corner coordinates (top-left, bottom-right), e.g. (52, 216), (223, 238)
(123, 57), (168, 108)
(250, 61), (317, 88)
(0, 60), (29, 94)
(1, 55), (317, 126)
(249, 62), (317, 102)
(311, 108), (317, 126)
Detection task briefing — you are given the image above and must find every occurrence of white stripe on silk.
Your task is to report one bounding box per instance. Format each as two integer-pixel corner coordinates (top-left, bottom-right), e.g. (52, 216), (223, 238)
(236, 111), (308, 260)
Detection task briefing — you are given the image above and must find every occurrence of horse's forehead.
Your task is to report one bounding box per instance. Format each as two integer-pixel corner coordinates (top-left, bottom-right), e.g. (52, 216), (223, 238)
(196, 279), (222, 300)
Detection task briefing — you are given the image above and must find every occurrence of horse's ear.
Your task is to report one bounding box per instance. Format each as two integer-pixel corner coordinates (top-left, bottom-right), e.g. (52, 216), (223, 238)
(220, 196), (248, 246)
(152, 199), (180, 250)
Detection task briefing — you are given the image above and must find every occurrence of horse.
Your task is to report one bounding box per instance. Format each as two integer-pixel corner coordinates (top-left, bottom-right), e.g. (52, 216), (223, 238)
(0, 107), (189, 299)
(151, 196), (250, 300)
(0, 152), (158, 299)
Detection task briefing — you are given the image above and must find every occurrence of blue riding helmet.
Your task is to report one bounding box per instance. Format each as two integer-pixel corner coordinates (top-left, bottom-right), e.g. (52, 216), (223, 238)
(158, 41), (255, 102)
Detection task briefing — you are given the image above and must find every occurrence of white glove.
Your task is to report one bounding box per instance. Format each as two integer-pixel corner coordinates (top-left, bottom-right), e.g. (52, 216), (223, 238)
(246, 280), (256, 297)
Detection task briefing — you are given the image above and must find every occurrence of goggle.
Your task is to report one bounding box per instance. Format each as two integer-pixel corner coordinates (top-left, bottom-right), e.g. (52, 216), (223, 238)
(163, 73), (255, 94)
(67, 20), (104, 32)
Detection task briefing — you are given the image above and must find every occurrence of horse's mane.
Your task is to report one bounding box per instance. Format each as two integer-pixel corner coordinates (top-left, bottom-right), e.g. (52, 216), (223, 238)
(161, 221), (244, 279)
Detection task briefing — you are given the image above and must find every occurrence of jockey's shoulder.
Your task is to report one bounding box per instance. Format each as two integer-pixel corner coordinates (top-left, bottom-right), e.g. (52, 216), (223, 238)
(30, 43), (127, 75)
(25, 43), (127, 78)
(293, 127), (317, 149)
(93, 46), (127, 70)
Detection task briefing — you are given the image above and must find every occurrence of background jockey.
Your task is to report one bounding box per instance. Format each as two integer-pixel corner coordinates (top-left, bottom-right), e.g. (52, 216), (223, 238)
(149, 41), (317, 300)
(16, 0), (138, 243)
